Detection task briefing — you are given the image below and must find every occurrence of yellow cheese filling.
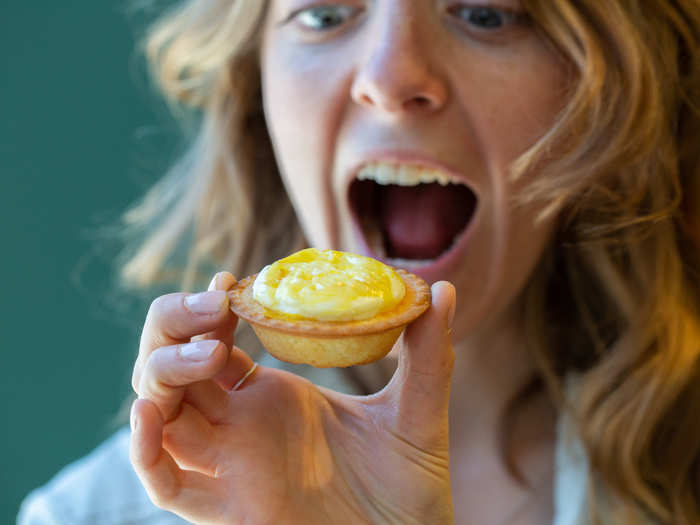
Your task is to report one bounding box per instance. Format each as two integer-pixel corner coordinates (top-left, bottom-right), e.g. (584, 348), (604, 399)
(252, 248), (406, 322)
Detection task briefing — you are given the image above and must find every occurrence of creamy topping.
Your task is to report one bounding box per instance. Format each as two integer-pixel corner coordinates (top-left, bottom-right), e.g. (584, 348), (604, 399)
(357, 162), (461, 187)
(252, 248), (406, 321)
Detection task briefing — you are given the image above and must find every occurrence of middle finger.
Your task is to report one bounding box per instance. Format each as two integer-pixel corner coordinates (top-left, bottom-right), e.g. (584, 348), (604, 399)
(137, 340), (229, 421)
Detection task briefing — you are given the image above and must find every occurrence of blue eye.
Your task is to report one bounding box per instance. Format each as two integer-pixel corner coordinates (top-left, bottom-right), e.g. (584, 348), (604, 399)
(447, 5), (519, 29)
(295, 6), (359, 31)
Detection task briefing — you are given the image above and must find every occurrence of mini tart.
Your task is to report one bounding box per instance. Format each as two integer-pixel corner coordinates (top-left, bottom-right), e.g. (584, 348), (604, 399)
(229, 269), (431, 368)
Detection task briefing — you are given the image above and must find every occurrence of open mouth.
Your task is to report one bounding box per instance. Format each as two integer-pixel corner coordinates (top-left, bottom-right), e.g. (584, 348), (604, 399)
(348, 162), (478, 267)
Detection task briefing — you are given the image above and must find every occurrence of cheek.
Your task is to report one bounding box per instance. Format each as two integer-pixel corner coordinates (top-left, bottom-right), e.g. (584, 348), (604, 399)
(499, 204), (556, 321)
(261, 34), (355, 151)
(262, 54), (323, 162)
(260, 42), (351, 247)
(450, 45), (567, 168)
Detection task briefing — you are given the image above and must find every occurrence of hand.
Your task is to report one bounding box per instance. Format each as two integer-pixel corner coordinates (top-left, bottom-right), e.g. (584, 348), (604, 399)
(130, 271), (456, 525)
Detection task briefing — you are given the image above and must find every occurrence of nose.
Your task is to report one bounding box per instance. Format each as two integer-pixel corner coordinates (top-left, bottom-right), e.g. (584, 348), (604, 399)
(350, 12), (448, 115)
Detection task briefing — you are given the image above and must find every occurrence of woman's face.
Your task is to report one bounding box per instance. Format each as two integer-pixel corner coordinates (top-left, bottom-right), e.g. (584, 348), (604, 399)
(260, 0), (568, 340)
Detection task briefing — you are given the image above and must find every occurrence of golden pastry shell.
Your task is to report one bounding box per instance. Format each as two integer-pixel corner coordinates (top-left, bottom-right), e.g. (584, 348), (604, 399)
(228, 269), (431, 367)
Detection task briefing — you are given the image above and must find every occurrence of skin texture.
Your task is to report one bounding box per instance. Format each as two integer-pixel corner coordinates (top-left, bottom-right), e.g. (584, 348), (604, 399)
(131, 1), (569, 523)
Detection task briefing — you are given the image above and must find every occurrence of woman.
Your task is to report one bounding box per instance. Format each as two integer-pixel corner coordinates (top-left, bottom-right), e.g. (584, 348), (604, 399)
(19, 0), (700, 523)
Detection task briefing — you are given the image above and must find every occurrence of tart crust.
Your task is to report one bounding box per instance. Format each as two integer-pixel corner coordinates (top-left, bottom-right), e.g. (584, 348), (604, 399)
(228, 269), (431, 367)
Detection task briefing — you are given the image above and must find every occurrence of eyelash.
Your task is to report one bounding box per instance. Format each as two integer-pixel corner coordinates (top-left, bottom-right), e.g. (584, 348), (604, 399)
(286, 3), (528, 34)
(291, 5), (362, 32)
(446, 4), (527, 31)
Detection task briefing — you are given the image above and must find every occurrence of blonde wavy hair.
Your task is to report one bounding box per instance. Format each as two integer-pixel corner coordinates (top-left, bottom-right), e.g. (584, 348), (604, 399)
(121, 0), (700, 522)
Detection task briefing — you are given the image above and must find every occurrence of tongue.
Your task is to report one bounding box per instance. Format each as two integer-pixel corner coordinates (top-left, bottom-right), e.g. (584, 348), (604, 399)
(379, 183), (475, 260)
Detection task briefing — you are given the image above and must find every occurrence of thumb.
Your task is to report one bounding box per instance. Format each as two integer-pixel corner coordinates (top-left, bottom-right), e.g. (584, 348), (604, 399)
(384, 281), (456, 443)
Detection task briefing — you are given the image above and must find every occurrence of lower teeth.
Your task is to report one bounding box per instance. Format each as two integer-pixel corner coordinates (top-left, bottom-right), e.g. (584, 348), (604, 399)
(384, 256), (435, 268)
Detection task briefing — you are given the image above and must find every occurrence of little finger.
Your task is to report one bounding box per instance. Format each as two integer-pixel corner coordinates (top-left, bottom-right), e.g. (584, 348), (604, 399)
(129, 399), (229, 523)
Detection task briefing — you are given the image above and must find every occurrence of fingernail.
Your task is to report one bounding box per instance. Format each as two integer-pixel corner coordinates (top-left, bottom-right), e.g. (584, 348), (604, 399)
(208, 272), (237, 292)
(179, 340), (220, 361)
(184, 290), (227, 314)
(207, 273), (221, 291)
(130, 408), (138, 432)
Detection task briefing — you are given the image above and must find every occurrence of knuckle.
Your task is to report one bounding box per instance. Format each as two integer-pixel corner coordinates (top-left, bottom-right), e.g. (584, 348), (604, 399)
(140, 349), (169, 388)
(146, 331), (172, 355)
(138, 356), (163, 397)
(138, 381), (178, 422)
(146, 294), (168, 321)
(149, 486), (178, 510)
(142, 293), (191, 349)
(147, 293), (180, 325)
(139, 346), (198, 411)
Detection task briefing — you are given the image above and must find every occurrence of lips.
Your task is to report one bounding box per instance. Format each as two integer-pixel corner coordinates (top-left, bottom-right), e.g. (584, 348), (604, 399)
(346, 159), (479, 282)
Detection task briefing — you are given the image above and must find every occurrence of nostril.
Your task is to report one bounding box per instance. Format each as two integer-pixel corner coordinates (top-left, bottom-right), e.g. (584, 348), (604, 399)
(352, 77), (447, 113)
(407, 96), (431, 109)
(359, 94), (374, 106)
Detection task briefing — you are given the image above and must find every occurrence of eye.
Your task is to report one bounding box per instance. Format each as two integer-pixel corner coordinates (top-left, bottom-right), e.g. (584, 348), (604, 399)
(446, 5), (522, 30)
(292, 5), (360, 31)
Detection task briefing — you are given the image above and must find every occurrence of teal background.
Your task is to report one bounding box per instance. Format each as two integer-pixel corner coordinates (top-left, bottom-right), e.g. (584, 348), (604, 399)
(2, 3), (179, 522)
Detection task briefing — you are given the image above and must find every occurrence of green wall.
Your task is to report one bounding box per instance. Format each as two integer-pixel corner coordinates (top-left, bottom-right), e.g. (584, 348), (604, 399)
(2, 3), (178, 522)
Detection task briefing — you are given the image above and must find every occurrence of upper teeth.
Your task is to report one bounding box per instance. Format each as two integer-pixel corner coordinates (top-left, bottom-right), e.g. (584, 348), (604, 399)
(357, 162), (460, 187)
